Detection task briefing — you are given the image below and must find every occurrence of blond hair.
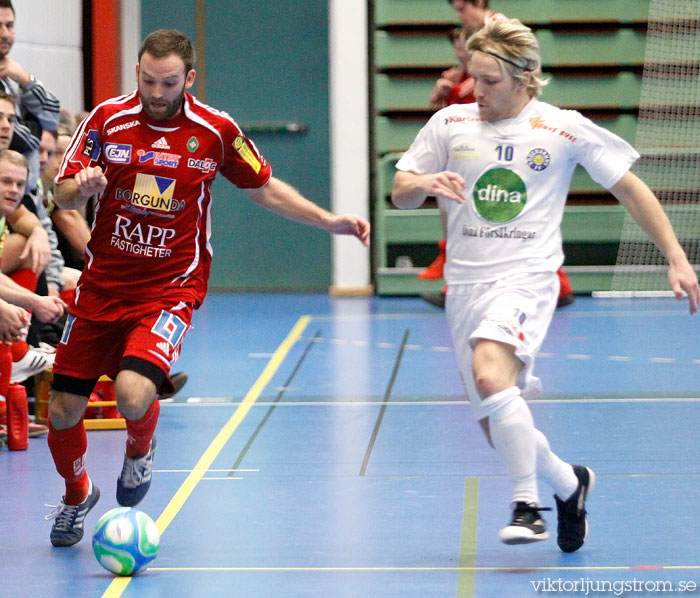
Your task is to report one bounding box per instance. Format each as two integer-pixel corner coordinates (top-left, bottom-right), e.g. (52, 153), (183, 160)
(0, 149), (28, 171)
(467, 18), (548, 98)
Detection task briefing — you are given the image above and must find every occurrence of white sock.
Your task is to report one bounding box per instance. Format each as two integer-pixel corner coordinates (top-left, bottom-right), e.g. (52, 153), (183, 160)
(485, 387), (539, 506)
(533, 428), (577, 500)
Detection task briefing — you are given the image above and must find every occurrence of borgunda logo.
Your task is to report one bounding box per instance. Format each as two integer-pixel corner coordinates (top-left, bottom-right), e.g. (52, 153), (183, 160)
(473, 168), (527, 223)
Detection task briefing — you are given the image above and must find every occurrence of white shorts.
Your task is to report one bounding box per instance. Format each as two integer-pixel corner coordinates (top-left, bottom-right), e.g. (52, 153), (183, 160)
(445, 270), (559, 420)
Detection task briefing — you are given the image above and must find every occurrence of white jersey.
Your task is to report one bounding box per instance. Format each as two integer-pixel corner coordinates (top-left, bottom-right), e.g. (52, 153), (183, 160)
(396, 98), (640, 284)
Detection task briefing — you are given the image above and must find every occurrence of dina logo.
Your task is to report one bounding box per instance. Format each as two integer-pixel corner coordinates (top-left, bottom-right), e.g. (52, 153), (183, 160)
(473, 168), (527, 223)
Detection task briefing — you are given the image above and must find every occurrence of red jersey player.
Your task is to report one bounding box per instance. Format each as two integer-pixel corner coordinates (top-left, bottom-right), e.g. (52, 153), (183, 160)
(45, 29), (370, 547)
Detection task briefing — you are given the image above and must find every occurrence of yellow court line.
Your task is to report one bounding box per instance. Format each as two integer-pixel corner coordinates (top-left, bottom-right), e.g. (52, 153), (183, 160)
(101, 315), (311, 598)
(457, 477), (479, 598)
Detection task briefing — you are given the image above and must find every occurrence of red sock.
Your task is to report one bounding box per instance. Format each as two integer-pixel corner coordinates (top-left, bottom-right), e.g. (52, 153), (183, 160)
(47, 418), (89, 505)
(125, 399), (160, 458)
(11, 340), (28, 362)
(9, 268), (38, 293)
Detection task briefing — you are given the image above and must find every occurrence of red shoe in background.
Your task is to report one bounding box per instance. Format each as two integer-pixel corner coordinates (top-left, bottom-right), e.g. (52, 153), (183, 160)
(418, 239), (446, 280)
(557, 268), (575, 308)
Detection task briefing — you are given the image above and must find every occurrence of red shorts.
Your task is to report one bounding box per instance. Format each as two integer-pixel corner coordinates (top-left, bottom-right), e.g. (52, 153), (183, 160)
(54, 287), (194, 381)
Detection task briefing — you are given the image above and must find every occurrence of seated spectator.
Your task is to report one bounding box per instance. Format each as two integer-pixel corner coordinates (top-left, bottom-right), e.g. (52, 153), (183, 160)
(0, 149), (64, 372)
(0, 94), (62, 384)
(0, 149), (65, 437)
(37, 127), (81, 291)
(43, 127), (91, 271)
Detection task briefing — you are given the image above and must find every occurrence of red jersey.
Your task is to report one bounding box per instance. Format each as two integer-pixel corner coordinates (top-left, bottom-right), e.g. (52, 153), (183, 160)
(57, 91), (271, 308)
(446, 73), (475, 106)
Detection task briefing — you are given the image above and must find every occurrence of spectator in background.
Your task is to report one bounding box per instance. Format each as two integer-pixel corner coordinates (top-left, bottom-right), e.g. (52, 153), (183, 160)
(0, 0), (61, 196)
(0, 148), (65, 439)
(0, 94), (60, 383)
(37, 127), (81, 292)
(0, 93), (50, 284)
(0, 0), (67, 352)
(450, 0), (504, 35)
(44, 126), (91, 271)
(58, 107), (77, 136)
(429, 0), (506, 111)
(430, 1), (506, 111)
(25, 128), (64, 298)
(0, 150), (64, 323)
(429, 27), (473, 111)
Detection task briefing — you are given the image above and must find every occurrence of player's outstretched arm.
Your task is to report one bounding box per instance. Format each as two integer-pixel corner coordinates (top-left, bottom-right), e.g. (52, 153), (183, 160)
(392, 170), (466, 210)
(245, 177), (370, 246)
(54, 166), (108, 210)
(610, 171), (700, 314)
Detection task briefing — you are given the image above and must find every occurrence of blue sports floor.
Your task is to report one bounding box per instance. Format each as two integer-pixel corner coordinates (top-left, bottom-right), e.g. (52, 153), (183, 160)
(2, 293), (700, 597)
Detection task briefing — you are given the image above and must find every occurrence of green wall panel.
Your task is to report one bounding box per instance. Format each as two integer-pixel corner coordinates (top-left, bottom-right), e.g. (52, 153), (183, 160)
(141, 0), (331, 290)
(140, 1), (199, 91)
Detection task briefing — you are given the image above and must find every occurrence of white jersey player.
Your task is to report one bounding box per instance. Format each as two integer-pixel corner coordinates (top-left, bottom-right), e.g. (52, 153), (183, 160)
(392, 18), (699, 550)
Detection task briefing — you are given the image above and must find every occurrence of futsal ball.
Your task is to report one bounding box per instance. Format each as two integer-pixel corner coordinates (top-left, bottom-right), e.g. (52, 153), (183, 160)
(92, 507), (160, 576)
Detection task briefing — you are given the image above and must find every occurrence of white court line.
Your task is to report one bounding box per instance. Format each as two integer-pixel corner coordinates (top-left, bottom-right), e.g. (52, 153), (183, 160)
(153, 469), (259, 473)
(297, 335), (699, 364)
(166, 397), (700, 407)
(311, 312), (447, 322)
(310, 308), (690, 323)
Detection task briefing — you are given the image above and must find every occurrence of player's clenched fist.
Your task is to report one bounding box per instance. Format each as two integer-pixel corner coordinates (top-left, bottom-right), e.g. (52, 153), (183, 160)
(74, 166), (108, 198)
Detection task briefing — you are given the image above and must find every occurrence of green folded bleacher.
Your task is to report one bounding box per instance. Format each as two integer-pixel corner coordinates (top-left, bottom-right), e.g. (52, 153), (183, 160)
(371, 0), (652, 295)
(375, 29), (647, 70)
(375, 72), (643, 112)
(375, 0), (649, 26)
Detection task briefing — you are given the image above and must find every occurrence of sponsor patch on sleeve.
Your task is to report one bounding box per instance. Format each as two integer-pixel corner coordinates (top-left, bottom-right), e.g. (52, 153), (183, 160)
(233, 135), (262, 174)
(82, 129), (101, 161)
